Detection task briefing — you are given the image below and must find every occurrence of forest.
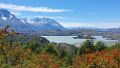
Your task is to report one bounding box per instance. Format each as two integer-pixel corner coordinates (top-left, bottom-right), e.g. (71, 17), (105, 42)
(0, 26), (120, 68)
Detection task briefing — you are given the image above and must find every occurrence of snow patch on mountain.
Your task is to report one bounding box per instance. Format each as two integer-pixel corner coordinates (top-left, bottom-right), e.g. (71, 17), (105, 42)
(2, 16), (7, 20)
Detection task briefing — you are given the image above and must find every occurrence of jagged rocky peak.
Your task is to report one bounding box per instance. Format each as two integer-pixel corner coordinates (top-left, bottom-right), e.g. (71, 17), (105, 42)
(0, 9), (15, 20)
(31, 17), (61, 25)
(42, 17), (58, 23)
(30, 17), (64, 28)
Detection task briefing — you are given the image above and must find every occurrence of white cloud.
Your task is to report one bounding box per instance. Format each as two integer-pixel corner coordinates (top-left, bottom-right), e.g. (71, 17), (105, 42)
(0, 3), (70, 13)
(36, 16), (65, 19)
(11, 11), (21, 16)
(60, 22), (94, 27)
(60, 22), (120, 28)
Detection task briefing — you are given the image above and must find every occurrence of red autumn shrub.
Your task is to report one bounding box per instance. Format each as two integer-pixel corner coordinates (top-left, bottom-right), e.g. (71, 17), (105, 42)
(73, 49), (120, 68)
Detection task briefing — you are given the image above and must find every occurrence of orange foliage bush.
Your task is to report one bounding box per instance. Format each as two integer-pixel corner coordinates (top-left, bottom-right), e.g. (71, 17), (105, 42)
(73, 49), (120, 68)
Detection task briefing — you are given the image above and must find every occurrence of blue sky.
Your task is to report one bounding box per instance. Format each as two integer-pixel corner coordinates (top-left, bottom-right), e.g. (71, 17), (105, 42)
(0, 0), (120, 28)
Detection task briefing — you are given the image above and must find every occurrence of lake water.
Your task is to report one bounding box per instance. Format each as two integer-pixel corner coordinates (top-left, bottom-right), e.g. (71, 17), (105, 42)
(42, 36), (118, 47)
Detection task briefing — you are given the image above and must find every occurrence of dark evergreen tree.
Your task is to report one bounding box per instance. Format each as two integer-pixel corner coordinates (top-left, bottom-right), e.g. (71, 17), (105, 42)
(77, 39), (95, 55)
(95, 41), (107, 51)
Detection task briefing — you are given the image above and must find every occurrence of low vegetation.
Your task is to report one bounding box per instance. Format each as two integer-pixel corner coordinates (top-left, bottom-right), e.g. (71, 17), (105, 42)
(0, 26), (120, 68)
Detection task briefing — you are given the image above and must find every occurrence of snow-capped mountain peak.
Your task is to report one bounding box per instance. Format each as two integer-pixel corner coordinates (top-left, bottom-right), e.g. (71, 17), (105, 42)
(0, 9), (65, 31)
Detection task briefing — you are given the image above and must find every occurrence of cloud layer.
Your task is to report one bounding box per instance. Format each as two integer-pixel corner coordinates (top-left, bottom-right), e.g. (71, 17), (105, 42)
(60, 22), (120, 28)
(0, 3), (70, 13)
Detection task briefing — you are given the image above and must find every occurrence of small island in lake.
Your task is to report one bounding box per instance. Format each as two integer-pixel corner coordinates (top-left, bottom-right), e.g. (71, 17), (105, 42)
(73, 35), (96, 39)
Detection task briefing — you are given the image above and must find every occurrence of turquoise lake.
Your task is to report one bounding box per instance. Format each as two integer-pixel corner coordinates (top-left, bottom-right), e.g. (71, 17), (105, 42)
(42, 36), (118, 47)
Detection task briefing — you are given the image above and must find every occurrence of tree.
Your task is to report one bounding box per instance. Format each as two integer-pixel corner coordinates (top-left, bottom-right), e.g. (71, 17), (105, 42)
(95, 41), (107, 51)
(110, 43), (120, 50)
(0, 26), (25, 68)
(42, 43), (57, 54)
(77, 39), (95, 55)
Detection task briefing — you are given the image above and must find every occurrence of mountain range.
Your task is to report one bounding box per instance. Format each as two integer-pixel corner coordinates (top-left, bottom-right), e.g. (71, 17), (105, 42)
(0, 9), (120, 34)
(0, 9), (65, 32)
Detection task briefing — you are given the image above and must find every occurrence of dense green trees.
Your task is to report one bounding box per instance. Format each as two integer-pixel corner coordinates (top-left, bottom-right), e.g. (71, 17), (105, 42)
(77, 39), (108, 55)
(5, 34), (49, 45)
